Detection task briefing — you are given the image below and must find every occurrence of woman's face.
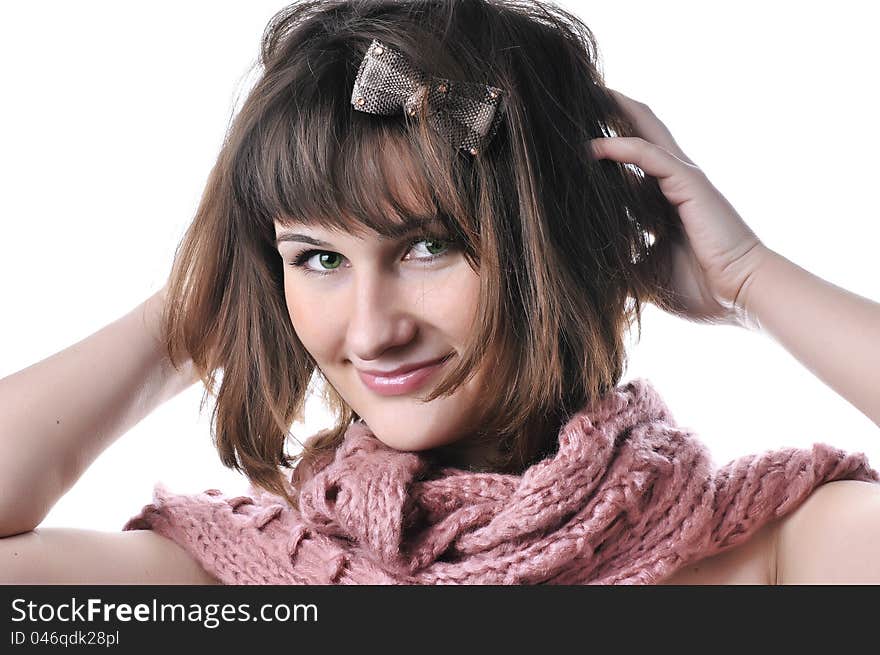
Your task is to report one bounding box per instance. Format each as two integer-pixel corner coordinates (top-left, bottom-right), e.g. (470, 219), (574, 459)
(274, 196), (488, 453)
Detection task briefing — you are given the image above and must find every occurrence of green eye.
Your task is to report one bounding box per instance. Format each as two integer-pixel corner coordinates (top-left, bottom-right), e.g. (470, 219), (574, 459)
(288, 234), (459, 278)
(315, 253), (342, 270)
(422, 239), (450, 256)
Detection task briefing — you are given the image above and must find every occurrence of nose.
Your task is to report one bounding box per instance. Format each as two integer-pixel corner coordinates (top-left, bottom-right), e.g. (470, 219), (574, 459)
(346, 269), (419, 361)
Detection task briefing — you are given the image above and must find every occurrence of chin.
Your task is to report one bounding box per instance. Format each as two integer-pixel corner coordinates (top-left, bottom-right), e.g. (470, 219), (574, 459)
(344, 364), (486, 453)
(358, 402), (468, 453)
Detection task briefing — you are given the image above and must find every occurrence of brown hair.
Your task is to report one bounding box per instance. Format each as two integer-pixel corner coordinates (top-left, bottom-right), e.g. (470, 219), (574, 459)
(159, 0), (684, 509)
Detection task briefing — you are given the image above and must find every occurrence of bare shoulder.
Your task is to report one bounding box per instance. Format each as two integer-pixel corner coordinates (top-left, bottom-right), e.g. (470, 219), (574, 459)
(776, 479), (880, 584)
(0, 527), (221, 585)
(657, 517), (778, 585)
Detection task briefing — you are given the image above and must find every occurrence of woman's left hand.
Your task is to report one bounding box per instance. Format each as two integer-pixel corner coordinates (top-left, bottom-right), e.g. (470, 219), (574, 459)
(590, 88), (771, 328)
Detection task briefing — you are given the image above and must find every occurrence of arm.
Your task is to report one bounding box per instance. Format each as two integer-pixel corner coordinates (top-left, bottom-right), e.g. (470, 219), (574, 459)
(0, 288), (199, 537)
(0, 528), (220, 584)
(739, 247), (880, 428)
(587, 92), (880, 427)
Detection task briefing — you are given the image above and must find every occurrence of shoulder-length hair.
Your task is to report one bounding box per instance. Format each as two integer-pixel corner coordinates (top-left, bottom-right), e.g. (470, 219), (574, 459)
(160, 0), (683, 509)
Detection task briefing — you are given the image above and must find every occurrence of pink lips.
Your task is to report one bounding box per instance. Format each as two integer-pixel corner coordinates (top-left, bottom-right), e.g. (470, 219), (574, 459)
(358, 356), (451, 396)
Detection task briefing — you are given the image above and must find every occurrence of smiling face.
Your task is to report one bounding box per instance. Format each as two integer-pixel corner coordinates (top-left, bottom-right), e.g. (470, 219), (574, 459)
(273, 158), (489, 454)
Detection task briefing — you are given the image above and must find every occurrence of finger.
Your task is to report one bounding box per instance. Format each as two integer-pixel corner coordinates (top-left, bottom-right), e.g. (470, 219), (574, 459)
(604, 88), (695, 166)
(590, 136), (701, 206)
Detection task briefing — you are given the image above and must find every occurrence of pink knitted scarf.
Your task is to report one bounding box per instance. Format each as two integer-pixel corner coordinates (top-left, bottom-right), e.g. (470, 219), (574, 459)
(124, 378), (879, 584)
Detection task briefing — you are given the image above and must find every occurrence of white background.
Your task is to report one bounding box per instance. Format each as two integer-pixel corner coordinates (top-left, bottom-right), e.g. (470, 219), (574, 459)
(1, 1), (878, 533)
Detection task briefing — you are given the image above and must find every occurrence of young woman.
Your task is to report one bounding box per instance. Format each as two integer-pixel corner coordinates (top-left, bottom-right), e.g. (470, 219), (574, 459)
(2, 0), (878, 585)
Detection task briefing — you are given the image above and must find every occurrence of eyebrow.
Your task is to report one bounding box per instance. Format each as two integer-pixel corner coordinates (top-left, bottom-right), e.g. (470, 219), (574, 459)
(274, 215), (443, 249)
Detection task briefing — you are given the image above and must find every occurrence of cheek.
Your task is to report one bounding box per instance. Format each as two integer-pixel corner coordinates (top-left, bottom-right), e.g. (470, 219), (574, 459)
(284, 282), (331, 355)
(439, 267), (481, 336)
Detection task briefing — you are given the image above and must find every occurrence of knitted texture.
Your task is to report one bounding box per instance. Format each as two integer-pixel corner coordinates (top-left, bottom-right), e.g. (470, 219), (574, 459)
(123, 378), (880, 584)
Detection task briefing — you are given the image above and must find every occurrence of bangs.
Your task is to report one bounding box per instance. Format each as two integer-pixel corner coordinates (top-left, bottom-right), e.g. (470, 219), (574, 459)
(244, 80), (476, 247)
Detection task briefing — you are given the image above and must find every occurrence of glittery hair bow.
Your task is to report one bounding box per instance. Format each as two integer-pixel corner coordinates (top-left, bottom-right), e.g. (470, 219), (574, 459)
(350, 39), (506, 156)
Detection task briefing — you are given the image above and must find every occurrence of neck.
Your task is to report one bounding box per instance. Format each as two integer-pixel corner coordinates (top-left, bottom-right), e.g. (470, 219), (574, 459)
(425, 411), (564, 474)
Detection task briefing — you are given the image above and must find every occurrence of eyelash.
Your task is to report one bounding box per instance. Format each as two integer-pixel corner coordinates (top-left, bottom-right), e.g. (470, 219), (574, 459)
(287, 235), (459, 278)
